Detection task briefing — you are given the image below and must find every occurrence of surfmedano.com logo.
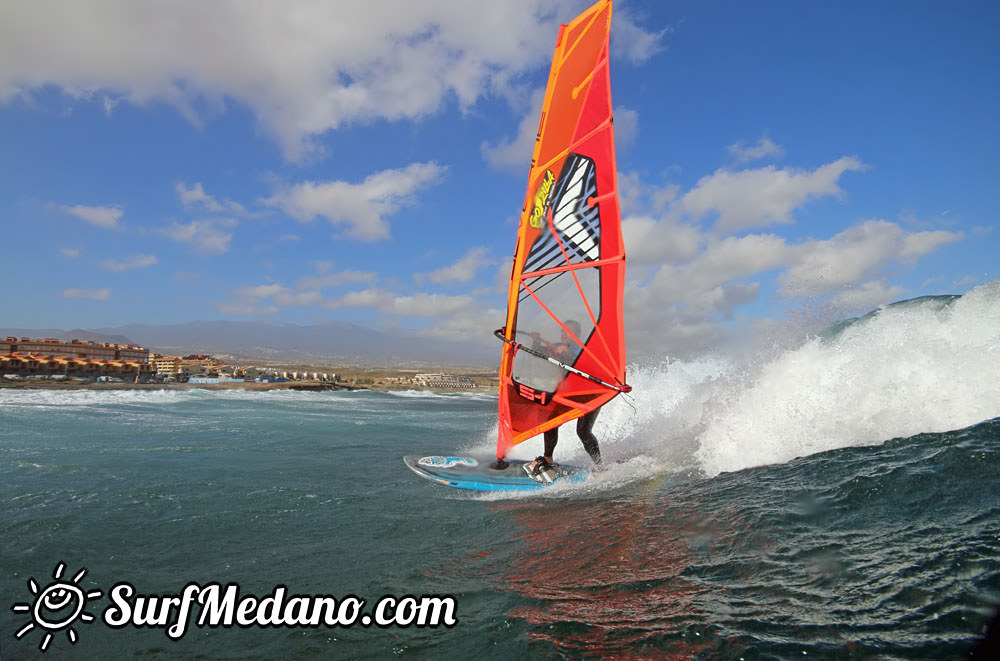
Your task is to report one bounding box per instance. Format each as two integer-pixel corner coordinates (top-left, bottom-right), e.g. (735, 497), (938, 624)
(11, 562), (103, 652)
(10, 561), (457, 653)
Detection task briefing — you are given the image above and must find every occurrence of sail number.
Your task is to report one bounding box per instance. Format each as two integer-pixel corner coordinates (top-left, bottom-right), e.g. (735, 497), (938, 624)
(517, 383), (550, 405)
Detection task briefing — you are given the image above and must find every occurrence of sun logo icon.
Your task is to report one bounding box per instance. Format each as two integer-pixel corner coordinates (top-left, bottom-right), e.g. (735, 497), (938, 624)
(11, 561), (103, 652)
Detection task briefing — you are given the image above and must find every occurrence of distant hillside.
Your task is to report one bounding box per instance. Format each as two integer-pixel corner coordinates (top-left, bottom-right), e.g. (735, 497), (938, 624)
(2, 321), (494, 368)
(2, 328), (138, 346)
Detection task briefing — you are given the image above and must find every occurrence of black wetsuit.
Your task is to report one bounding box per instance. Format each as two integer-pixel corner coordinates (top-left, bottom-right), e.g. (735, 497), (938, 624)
(543, 408), (601, 465)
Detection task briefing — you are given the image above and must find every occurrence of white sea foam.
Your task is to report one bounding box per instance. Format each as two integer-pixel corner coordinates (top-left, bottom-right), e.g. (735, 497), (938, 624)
(599, 280), (1000, 478)
(0, 387), (192, 408)
(384, 389), (495, 402)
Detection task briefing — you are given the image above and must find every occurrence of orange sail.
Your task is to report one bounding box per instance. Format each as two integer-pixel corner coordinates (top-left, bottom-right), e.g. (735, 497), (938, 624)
(496, 0), (628, 460)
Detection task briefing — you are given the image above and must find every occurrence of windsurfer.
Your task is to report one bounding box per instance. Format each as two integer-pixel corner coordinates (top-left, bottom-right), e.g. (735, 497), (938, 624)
(523, 318), (603, 483)
(529, 319), (582, 361)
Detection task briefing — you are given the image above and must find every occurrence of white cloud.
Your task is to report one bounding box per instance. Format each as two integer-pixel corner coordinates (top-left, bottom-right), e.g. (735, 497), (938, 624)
(410, 302), (505, 346)
(900, 229), (962, 262)
(222, 279), (476, 320)
(0, 1), (666, 161)
(54, 203), (123, 229)
(627, 232), (788, 334)
(218, 301), (279, 315)
(622, 215), (701, 266)
(613, 105), (639, 148)
(295, 270), (378, 291)
(417, 246), (492, 285)
(164, 218), (236, 254)
(176, 182), (246, 214)
(617, 158), (964, 357)
(262, 162), (445, 241)
(686, 234), (792, 289)
(61, 248), (80, 258)
(233, 284), (287, 300)
(779, 220), (962, 298)
(383, 292), (475, 317)
(62, 287), (111, 300)
(727, 135), (785, 163)
(617, 170), (679, 216)
(320, 288), (474, 317)
(679, 157), (866, 232)
(99, 253), (158, 271)
(611, 9), (668, 64)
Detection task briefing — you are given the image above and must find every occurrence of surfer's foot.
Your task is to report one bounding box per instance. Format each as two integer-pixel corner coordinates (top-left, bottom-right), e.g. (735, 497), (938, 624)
(524, 456), (557, 484)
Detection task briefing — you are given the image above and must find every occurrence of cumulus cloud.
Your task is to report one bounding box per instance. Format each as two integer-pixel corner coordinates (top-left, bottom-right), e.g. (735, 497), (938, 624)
(261, 162), (445, 241)
(217, 301), (279, 315)
(0, 1), (666, 161)
(176, 182), (246, 214)
(98, 253), (158, 272)
(616, 155), (964, 357)
(62, 287), (111, 300)
(295, 269), (378, 291)
(416, 246), (492, 285)
(728, 135), (785, 163)
(611, 9), (668, 64)
(612, 105), (639, 148)
(232, 284), (287, 300)
(778, 220), (962, 298)
(320, 288), (474, 317)
(623, 215), (701, 266)
(900, 229), (963, 262)
(679, 157), (866, 233)
(53, 203), (123, 229)
(164, 218), (236, 254)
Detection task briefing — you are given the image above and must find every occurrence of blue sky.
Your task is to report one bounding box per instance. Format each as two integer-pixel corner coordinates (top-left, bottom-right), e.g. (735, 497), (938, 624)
(1, 0), (997, 357)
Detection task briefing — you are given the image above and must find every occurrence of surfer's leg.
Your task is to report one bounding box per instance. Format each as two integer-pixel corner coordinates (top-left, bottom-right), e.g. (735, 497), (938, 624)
(577, 408), (601, 465)
(543, 427), (558, 463)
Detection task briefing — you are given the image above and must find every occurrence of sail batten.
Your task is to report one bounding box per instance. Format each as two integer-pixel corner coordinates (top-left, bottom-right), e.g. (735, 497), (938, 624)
(496, 0), (627, 460)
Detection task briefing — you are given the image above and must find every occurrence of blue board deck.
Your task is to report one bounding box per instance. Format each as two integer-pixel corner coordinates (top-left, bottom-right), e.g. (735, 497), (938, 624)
(404, 455), (590, 492)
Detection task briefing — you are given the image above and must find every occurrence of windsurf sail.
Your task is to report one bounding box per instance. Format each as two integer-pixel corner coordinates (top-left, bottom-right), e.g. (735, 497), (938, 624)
(496, 0), (629, 461)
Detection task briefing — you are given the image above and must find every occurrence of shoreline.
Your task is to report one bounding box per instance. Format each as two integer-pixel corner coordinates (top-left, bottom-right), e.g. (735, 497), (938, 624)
(0, 379), (495, 395)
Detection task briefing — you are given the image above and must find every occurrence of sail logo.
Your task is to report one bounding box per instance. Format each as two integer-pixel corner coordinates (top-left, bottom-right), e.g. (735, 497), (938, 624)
(529, 170), (555, 229)
(9, 562), (458, 653)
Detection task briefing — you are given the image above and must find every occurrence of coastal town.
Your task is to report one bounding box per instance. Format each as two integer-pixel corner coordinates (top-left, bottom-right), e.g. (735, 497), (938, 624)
(0, 336), (497, 392)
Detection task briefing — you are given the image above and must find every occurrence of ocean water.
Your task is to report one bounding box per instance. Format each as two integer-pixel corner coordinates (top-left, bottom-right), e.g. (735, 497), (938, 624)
(2, 281), (999, 659)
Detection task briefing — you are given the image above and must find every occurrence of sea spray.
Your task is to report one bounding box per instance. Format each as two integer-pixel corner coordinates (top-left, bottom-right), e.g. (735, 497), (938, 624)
(693, 281), (1000, 475)
(495, 280), (1000, 480)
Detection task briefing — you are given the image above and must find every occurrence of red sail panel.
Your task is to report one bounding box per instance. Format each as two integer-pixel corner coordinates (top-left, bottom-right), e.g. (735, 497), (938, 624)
(497, 0), (626, 459)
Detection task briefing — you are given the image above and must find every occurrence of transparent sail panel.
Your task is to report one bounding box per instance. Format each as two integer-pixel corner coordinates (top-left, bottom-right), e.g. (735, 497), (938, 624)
(512, 267), (599, 392)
